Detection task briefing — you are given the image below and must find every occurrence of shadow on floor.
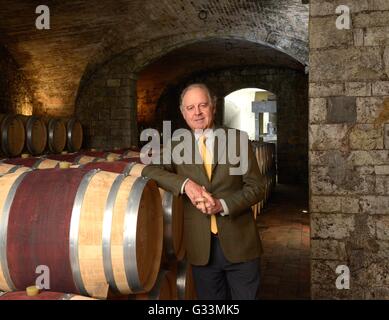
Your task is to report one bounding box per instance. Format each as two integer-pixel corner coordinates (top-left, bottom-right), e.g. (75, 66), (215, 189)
(256, 183), (310, 300)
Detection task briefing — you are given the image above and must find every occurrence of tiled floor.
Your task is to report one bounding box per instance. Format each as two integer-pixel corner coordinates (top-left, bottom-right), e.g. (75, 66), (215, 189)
(256, 183), (310, 300)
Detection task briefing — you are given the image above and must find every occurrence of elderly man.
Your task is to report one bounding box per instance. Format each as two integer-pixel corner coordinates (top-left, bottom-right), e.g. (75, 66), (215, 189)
(142, 83), (265, 300)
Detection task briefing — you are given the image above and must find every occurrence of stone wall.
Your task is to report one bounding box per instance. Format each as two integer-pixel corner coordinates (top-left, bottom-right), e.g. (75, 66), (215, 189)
(0, 44), (34, 115)
(75, 55), (138, 150)
(156, 66), (308, 185)
(309, 0), (389, 299)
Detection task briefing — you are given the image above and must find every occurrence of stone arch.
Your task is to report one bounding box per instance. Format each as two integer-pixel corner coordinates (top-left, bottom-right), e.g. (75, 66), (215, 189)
(77, 32), (306, 101)
(135, 36), (304, 128)
(79, 7), (309, 88)
(75, 34), (306, 150)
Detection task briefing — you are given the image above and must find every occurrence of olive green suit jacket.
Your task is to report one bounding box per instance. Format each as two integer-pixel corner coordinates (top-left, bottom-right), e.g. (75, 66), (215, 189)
(142, 126), (265, 265)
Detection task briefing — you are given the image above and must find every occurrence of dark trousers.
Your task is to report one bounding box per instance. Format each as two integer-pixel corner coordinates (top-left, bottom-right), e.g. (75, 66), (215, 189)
(191, 234), (261, 300)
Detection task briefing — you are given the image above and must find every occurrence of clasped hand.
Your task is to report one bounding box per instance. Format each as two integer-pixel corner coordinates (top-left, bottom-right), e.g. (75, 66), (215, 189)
(184, 180), (223, 215)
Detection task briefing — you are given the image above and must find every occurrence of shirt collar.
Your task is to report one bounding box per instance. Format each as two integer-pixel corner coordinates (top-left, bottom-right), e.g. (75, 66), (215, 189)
(194, 126), (215, 141)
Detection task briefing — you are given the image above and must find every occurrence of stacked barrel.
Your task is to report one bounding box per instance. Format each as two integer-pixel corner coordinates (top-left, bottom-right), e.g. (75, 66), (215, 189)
(0, 148), (196, 300)
(0, 113), (83, 158)
(251, 141), (276, 219)
(0, 291), (96, 300)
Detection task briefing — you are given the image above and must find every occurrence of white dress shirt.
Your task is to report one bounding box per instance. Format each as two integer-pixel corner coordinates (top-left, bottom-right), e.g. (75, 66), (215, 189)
(180, 128), (229, 216)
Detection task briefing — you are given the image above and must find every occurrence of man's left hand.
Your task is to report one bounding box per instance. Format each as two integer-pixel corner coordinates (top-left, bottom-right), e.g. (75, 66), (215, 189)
(194, 187), (223, 215)
(204, 198), (223, 215)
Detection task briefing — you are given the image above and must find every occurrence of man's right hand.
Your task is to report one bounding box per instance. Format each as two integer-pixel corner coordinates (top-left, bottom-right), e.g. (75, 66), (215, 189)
(184, 180), (215, 211)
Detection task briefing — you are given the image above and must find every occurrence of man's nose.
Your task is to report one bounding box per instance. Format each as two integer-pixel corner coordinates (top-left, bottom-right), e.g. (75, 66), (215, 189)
(194, 105), (202, 115)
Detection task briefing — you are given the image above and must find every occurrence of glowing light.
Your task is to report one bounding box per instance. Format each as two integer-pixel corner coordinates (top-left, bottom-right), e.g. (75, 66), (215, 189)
(17, 96), (33, 116)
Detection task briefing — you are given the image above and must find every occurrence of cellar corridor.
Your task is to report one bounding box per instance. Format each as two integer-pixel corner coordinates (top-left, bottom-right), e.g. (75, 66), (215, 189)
(257, 184), (310, 300)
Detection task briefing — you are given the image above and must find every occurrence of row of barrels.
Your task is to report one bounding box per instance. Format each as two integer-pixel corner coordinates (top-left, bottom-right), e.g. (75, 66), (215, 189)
(0, 141), (275, 299)
(251, 142), (276, 219)
(0, 260), (195, 300)
(0, 151), (196, 300)
(0, 113), (83, 158)
(0, 260), (196, 300)
(0, 291), (96, 300)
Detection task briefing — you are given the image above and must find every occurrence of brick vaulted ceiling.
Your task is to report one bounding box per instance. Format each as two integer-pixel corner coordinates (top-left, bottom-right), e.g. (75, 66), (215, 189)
(0, 0), (308, 115)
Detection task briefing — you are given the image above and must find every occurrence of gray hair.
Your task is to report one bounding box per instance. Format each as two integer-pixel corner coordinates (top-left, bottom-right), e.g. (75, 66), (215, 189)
(179, 83), (217, 111)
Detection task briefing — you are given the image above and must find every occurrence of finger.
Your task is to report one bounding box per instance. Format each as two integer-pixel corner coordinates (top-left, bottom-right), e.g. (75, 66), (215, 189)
(198, 202), (206, 213)
(205, 201), (213, 209)
(194, 197), (205, 203)
(206, 207), (214, 215)
(201, 191), (215, 206)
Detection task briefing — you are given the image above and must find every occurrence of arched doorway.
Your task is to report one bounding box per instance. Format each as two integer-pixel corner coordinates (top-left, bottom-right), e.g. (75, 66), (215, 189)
(224, 88), (277, 143)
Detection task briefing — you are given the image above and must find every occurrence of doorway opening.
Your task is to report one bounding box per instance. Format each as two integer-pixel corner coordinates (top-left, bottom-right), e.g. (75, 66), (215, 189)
(224, 87), (309, 300)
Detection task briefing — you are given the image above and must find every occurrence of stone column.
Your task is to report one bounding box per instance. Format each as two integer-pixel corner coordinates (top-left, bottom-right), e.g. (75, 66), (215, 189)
(105, 72), (139, 149)
(309, 0), (389, 299)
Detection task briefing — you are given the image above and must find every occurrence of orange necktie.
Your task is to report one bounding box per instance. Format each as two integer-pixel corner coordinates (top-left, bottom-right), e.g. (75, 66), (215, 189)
(199, 135), (218, 234)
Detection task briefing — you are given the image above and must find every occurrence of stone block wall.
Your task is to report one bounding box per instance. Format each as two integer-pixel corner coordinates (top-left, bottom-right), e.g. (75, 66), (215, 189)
(156, 66), (309, 185)
(0, 45), (34, 115)
(309, 0), (389, 299)
(75, 55), (139, 150)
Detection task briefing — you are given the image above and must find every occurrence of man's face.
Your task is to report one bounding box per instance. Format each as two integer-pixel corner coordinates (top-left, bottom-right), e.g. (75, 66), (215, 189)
(181, 87), (216, 131)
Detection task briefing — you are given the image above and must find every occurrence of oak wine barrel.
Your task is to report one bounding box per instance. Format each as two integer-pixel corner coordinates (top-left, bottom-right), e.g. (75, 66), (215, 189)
(78, 160), (134, 175)
(47, 118), (67, 154)
(177, 260), (197, 300)
(0, 162), (31, 176)
(74, 155), (105, 165)
(46, 153), (114, 166)
(160, 189), (185, 261)
(83, 150), (123, 161)
(2, 156), (40, 168)
(250, 141), (277, 214)
(16, 115), (47, 156)
(123, 162), (146, 177)
(122, 150), (141, 159)
(76, 160), (184, 261)
(129, 267), (178, 300)
(3, 157), (71, 170)
(132, 260), (197, 300)
(66, 118), (83, 152)
(45, 152), (81, 163)
(0, 114), (25, 157)
(0, 168), (163, 297)
(78, 161), (145, 176)
(0, 290), (95, 300)
(45, 153), (77, 162)
(77, 160), (144, 176)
